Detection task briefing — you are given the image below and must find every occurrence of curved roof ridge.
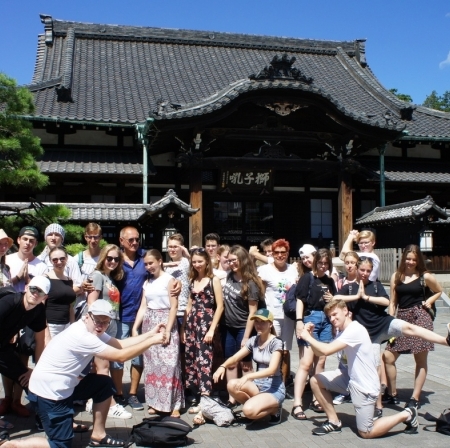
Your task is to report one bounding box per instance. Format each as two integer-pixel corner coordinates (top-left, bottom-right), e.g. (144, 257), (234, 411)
(414, 105), (450, 119)
(49, 17), (357, 54)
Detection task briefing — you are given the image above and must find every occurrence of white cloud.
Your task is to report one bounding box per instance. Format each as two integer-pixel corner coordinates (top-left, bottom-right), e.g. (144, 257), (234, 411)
(439, 51), (450, 69)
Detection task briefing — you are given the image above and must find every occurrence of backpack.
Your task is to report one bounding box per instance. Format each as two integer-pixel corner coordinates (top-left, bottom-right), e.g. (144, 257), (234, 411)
(126, 416), (192, 447)
(424, 408), (450, 436)
(283, 272), (313, 320)
(199, 395), (235, 426)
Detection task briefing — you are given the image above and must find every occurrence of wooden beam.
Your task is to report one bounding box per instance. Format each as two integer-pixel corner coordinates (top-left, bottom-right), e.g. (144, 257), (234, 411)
(189, 169), (203, 247)
(338, 173), (352, 252)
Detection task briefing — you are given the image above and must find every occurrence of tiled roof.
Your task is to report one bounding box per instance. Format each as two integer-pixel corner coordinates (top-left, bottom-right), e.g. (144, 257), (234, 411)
(143, 189), (199, 217)
(26, 16), (450, 138)
(0, 202), (147, 221)
(356, 196), (448, 225)
(37, 150), (142, 174)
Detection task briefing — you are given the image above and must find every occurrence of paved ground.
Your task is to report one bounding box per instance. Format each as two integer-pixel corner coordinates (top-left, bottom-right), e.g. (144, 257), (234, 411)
(1, 313), (450, 447)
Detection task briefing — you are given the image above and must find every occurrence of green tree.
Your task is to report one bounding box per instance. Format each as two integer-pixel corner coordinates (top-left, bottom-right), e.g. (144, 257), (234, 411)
(389, 88), (413, 103)
(423, 90), (450, 112)
(0, 73), (48, 188)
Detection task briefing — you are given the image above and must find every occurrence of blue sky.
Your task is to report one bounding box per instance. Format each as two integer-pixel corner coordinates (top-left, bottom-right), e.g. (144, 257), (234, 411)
(1, 0), (449, 105)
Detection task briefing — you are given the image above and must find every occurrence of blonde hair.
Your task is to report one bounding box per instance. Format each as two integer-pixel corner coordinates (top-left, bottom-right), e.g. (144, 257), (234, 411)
(96, 244), (124, 281)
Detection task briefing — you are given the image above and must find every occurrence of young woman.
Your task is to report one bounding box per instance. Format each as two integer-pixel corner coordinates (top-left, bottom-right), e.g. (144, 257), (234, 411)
(44, 246), (77, 342)
(181, 247), (224, 418)
(0, 229), (13, 288)
(133, 249), (184, 417)
(213, 308), (285, 426)
(221, 245), (265, 408)
(383, 244), (443, 408)
(297, 244), (316, 278)
(257, 239), (297, 387)
(213, 244), (230, 286)
(292, 248), (336, 420)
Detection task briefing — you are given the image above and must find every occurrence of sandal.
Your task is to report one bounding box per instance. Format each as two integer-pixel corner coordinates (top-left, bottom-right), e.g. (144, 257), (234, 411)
(193, 411), (205, 426)
(88, 434), (125, 447)
(148, 407), (158, 415)
(291, 405), (307, 420)
(170, 410), (181, 418)
(309, 401), (325, 413)
(188, 405), (201, 414)
(73, 423), (89, 433)
(0, 418), (13, 430)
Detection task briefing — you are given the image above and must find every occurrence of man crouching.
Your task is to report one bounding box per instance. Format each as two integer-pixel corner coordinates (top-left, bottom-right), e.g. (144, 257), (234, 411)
(3, 300), (165, 448)
(299, 299), (418, 438)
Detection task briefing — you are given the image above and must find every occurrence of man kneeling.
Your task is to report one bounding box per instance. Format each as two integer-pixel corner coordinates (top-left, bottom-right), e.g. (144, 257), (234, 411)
(4, 300), (165, 448)
(299, 299), (418, 438)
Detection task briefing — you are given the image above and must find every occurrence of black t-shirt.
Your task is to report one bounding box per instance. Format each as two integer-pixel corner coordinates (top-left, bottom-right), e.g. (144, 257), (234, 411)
(395, 277), (424, 309)
(295, 272), (336, 312)
(45, 278), (76, 325)
(0, 292), (46, 345)
(337, 281), (393, 340)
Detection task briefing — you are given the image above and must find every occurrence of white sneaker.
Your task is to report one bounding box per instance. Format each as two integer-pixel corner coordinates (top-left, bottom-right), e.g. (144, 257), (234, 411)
(333, 394), (351, 405)
(85, 399), (93, 414)
(108, 403), (132, 419)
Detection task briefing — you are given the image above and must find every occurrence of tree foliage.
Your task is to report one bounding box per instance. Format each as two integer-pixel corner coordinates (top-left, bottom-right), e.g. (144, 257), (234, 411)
(422, 90), (450, 112)
(389, 88), (413, 103)
(0, 73), (48, 188)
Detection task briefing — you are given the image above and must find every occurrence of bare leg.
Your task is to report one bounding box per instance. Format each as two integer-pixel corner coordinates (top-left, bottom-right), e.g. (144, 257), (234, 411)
(359, 409), (412, 439)
(293, 346), (314, 409)
(383, 350), (400, 395)
(129, 365), (143, 395)
(402, 322), (448, 346)
(281, 350), (290, 384)
(3, 438), (50, 447)
(110, 369), (123, 396)
(310, 375), (339, 424)
(412, 351), (428, 401)
(242, 393), (279, 419)
(225, 364), (239, 403)
(91, 397), (112, 441)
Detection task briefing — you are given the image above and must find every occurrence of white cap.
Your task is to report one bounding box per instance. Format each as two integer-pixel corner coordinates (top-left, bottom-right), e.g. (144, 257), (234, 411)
(29, 276), (51, 294)
(299, 244), (316, 257)
(88, 300), (114, 318)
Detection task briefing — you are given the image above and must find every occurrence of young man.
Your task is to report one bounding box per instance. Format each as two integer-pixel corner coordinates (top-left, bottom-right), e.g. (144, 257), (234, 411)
(204, 233), (220, 267)
(3, 300), (165, 448)
(249, 238), (274, 266)
(0, 277), (49, 425)
(299, 299), (438, 438)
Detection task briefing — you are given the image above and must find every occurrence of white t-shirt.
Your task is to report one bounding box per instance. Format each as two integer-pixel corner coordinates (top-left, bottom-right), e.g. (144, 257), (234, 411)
(165, 258), (190, 316)
(143, 272), (173, 310)
(6, 253), (48, 292)
(213, 268), (229, 287)
(257, 263), (298, 319)
(30, 319), (110, 400)
(336, 320), (379, 395)
(356, 252), (380, 281)
(38, 249), (83, 287)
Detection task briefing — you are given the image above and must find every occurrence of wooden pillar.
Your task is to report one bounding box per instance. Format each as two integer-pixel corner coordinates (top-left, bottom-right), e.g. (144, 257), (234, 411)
(189, 169), (203, 247)
(338, 172), (352, 252)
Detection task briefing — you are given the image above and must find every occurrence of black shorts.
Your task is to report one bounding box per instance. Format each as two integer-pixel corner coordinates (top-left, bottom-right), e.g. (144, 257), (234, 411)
(0, 345), (29, 383)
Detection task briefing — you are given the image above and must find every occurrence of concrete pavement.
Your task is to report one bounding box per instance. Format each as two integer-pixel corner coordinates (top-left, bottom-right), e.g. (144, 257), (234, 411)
(1, 314), (450, 447)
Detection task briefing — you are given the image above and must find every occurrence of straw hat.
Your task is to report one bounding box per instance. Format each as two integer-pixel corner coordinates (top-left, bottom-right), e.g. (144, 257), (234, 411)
(0, 229), (14, 249)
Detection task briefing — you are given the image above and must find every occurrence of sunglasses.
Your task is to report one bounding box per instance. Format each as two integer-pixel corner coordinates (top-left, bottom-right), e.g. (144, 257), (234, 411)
(51, 257), (66, 263)
(190, 247), (206, 254)
(125, 238), (140, 244)
(273, 250), (287, 255)
(89, 312), (111, 328)
(29, 286), (46, 297)
(106, 256), (120, 263)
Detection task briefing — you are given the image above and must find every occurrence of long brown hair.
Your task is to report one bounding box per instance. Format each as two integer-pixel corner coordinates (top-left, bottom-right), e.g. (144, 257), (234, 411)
(229, 245), (265, 300)
(189, 248), (213, 281)
(394, 244), (427, 286)
(96, 244), (124, 281)
(312, 248), (333, 275)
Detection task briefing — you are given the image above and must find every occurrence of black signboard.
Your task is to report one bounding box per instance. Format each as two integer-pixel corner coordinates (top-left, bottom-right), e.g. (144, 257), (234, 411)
(219, 169), (273, 192)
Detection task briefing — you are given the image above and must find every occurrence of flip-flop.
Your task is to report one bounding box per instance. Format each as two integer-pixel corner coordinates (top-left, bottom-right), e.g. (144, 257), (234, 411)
(0, 418), (13, 430)
(88, 433), (125, 447)
(73, 423), (89, 433)
(170, 410), (181, 418)
(291, 405), (307, 420)
(148, 407), (158, 415)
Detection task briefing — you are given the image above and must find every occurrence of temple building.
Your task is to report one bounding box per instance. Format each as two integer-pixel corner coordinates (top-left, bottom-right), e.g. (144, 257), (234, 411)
(2, 14), (450, 253)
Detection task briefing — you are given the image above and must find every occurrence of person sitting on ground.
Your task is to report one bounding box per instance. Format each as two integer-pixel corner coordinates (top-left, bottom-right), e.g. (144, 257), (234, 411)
(3, 300), (165, 448)
(213, 308), (285, 427)
(300, 299), (423, 438)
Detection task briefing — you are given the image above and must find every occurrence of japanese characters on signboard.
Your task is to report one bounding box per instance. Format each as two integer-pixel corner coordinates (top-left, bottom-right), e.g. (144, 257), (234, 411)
(220, 169), (273, 192)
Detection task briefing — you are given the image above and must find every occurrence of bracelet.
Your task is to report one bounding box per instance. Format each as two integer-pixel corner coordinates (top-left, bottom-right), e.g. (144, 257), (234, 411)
(219, 365), (226, 369)
(296, 318), (303, 322)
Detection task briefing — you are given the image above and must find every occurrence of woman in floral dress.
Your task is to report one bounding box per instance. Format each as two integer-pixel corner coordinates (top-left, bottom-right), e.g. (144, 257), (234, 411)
(180, 248), (224, 415)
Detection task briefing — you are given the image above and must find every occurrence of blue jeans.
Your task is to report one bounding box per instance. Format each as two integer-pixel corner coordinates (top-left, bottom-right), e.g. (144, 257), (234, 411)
(221, 326), (252, 362)
(110, 321), (143, 370)
(297, 310), (332, 346)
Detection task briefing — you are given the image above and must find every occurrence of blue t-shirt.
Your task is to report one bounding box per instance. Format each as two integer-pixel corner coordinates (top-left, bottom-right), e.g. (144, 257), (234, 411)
(117, 249), (147, 323)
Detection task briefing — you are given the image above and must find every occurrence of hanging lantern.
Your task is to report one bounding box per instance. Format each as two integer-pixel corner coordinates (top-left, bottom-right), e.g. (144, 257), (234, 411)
(419, 229), (433, 253)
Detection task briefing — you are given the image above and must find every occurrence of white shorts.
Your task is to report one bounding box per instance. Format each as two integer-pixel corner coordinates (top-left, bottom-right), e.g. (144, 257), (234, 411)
(273, 318), (295, 351)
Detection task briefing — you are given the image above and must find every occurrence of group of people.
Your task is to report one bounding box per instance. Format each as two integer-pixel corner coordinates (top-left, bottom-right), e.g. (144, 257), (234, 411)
(0, 224), (449, 446)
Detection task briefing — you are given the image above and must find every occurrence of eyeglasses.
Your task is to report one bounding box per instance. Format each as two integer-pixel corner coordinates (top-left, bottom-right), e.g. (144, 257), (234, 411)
(89, 313), (111, 328)
(125, 237), (140, 244)
(317, 261), (329, 266)
(85, 235), (101, 240)
(51, 257), (66, 263)
(106, 256), (120, 263)
(358, 241), (372, 246)
(273, 250), (287, 256)
(29, 286), (46, 297)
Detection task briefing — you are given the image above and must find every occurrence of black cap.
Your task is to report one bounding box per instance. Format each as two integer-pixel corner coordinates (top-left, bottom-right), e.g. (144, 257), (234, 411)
(18, 226), (39, 239)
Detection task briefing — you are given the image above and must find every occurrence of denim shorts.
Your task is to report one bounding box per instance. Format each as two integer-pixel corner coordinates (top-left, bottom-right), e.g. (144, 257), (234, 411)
(110, 321), (143, 369)
(253, 375), (285, 405)
(297, 310), (332, 346)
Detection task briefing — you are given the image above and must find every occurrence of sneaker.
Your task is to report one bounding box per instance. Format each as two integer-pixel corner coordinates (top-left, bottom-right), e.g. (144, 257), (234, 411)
(0, 398), (12, 416)
(404, 406), (419, 434)
(108, 403), (132, 419)
(373, 407), (383, 420)
(85, 399), (93, 414)
(73, 400), (85, 406)
(225, 400), (238, 410)
(113, 394), (127, 406)
(11, 401), (30, 418)
(35, 415), (44, 432)
(382, 392), (399, 405)
(312, 420), (342, 436)
(333, 394), (352, 405)
(405, 397), (420, 410)
(127, 395), (144, 411)
(268, 408), (282, 425)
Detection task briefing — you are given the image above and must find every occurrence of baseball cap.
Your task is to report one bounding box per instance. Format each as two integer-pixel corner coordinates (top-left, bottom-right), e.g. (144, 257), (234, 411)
(88, 300), (114, 318)
(28, 276), (51, 294)
(250, 308), (274, 322)
(299, 244), (316, 257)
(19, 226), (39, 239)
(0, 229), (13, 249)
